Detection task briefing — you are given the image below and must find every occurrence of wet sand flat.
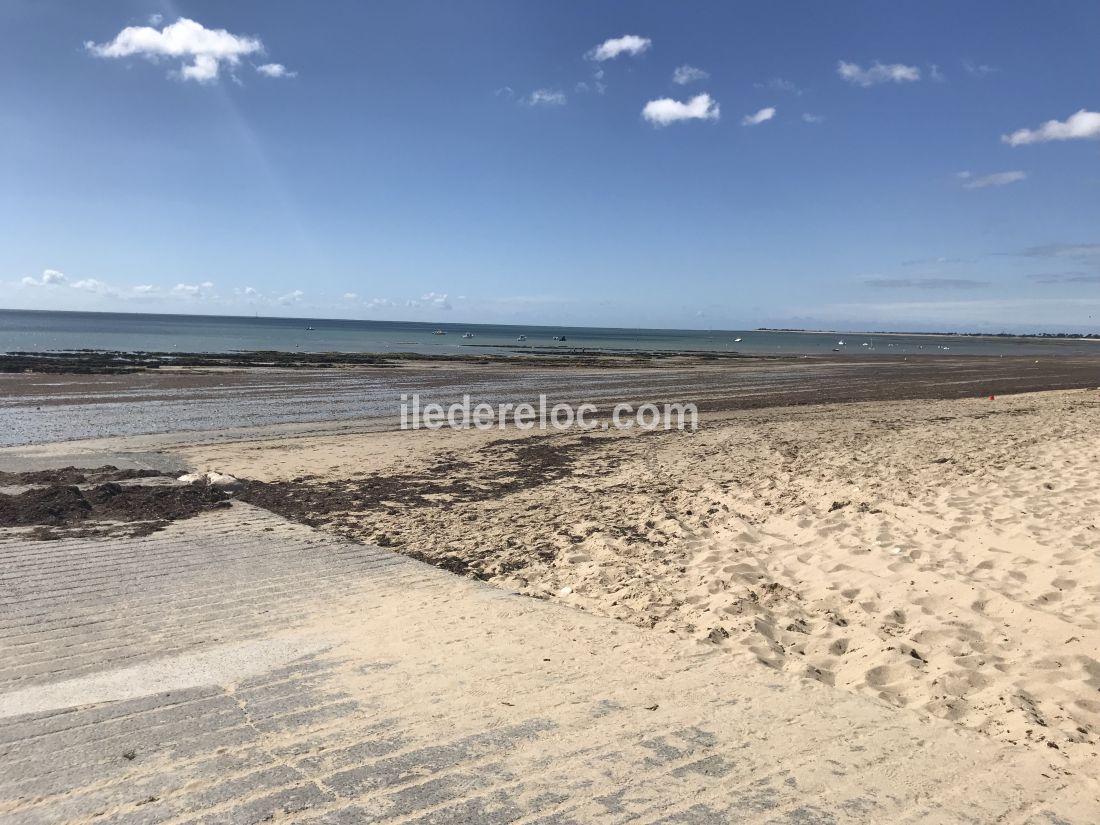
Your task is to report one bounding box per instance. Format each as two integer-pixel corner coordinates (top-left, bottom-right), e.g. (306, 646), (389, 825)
(2, 353), (1100, 446)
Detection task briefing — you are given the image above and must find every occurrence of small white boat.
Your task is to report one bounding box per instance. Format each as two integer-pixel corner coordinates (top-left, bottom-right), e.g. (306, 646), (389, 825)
(462, 332), (473, 339)
(734, 337), (742, 343)
(432, 329), (446, 335)
(837, 340), (844, 345)
(305, 326), (315, 331)
(517, 335), (527, 342)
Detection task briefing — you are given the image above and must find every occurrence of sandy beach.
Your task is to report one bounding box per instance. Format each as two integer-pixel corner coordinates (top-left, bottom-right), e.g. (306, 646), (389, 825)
(154, 386), (1100, 778)
(3, 359), (1100, 815)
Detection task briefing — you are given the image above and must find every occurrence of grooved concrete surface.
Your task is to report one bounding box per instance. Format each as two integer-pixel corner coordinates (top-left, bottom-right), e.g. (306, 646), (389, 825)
(1, 504), (1097, 824)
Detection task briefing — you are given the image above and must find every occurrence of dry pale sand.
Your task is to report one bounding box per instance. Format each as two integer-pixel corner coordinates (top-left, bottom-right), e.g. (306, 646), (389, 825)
(181, 388), (1100, 777)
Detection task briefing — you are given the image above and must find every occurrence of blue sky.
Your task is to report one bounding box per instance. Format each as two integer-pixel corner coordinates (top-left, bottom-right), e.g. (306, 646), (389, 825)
(2, 1), (1099, 331)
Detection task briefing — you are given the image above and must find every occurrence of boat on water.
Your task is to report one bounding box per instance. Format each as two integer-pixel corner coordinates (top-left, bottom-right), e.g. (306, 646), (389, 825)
(733, 337), (742, 343)
(305, 326), (315, 331)
(837, 340), (844, 345)
(462, 332), (474, 339)
(432, 329), (446, 335)
(552, 335), (568, 342)
(517, 335), (527, 342)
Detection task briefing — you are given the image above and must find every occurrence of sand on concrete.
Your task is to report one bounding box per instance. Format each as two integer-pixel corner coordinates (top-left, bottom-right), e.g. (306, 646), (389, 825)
(168, 388), (1100, 778)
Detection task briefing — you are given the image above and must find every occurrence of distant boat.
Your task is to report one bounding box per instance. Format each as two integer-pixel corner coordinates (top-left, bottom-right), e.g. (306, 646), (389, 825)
(432, 329), (446, 335)
(462, 332), (474, 339)
(517, 335), (527, 342)
(837, 340), (844, 345)
(552, 335), (567, 341)
(305, 326), (315, 331)
(733, 337), (742, 343)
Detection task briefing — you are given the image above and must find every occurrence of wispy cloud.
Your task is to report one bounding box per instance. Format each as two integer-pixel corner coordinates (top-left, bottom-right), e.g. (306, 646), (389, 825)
(278, 289), (304, 305)
(956, 170), (1027, 189)
(256, 62), (296, 79)
(754, 78), (800, 94)
(901, 256), (965, 267)
(837, 60), (920, 87)
(1027, 272), (1100, 284)
(1002, 109), (1100, 146)
(642, 94), (720, 126)
(801, 113), (825, 124)
(864, 278), (988, 289)
(587, 35), (651, 62)
(741, 106), (776, 126)
(406, 292), (452, 310)
(525, 88), (566, 107)
(963, 60), (996, 76)
(672, 65), (709, 85)
(1015, 243), (1100, 258)
(85, 17), (267, 83)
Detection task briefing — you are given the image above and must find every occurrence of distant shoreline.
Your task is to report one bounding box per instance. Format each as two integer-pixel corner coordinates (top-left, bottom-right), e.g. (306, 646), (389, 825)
(757, 327), (1100, 341)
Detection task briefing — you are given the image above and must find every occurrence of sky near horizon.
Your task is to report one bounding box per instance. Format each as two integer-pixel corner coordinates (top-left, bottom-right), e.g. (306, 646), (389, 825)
(2, 1), (1099, 332)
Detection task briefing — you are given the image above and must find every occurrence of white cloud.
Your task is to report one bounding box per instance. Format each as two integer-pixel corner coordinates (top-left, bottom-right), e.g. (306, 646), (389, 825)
(85, 17), (265, 83)
(742, 106), (776, 126)
(421, 291), (452, 310)
(525, 88), (566, 107)
(958, 170), (1027, 189)
(801, 112), (825, 124)
(72, 278), (117, 295)
(148, 14), (163, 25)
(132, 284), (156, 294)
(278, 289), (304, 305)
(21, 269), (68, 287)
(342, 292), (358, 300)
(672, 65), (709, 85)
(256, 62), (296, 79)
(642, 93), (720, 126)
(963, 60), (996, 76)
(928, 63), (945, 82)
(1002, 110), (1100, 146)
(837, 60), (920, 87)
(587, 35), (651, 62)
(171, 281), (214, 297)
(244, 286), (259, 296)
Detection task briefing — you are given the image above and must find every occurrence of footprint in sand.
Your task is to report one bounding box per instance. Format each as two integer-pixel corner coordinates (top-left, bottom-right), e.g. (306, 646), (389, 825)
(829, 638), (851, 656)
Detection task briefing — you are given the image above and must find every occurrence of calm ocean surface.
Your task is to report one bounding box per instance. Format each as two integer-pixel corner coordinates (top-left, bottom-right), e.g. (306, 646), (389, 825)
(0, 309), (1095, 357)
